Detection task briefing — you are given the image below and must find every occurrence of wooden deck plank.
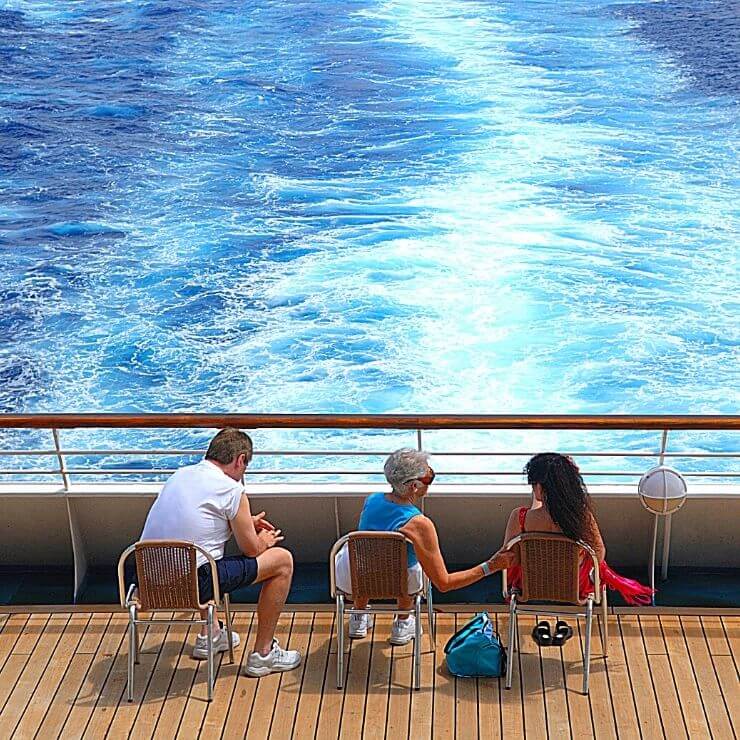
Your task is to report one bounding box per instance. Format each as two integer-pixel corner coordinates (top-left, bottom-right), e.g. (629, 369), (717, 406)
(639, 615), (667, 655)
(76, 613), (113, 654)
(517, 615), (547, 740)
(561, 619), (596, 740)
(659, 616), (712, 740)
(82, 617), (169, 739)
(12, 613), (50, 654)
(58, 614), (128, 738)
(198, 611), (256, 739)
(315, 609), (353, 740)
(34, 615), (109, 740)
(701, 616), (731, 656)
(497, 612), (524, 740)
(146, 622), (201, 740)
(681, 615), (734, 740)
(477, 612), (502, 740)
(410, 611), (437, 740)
(723, 616), (740, 674)
(353, 614), (389, 740)
(266, 612), (314, 740)
(712, 655), (739, 732)
(0, 614), (70, 738)
(11, 613), (91, 739)
(244, 613), (295, 740)
(289, 612), (333, 740)
(601, 614), (640, 740)
(0, 615), (28, 672)
(337, 614), (372, 740)
(454, 614), (479, 740)
(128, 614), (196, 740)
(431, 613), (455, 739)
(618, 615), (664, 739)
(585, 616), (617, 740)
(540, 625), (571, 740)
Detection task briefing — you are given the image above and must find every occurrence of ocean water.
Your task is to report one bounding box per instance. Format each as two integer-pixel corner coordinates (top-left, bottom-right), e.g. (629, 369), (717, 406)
(0, 0), (738, 475)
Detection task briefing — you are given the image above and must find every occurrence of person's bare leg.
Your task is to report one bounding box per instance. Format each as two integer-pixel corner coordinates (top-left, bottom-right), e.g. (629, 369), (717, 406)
(251, 547), (294, 655)
(396, 596), (413, 620)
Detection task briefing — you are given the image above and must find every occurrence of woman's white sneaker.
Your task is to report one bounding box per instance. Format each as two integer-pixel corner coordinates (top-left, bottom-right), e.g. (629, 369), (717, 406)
(389, 616), (420, 645)
(192, 627), (240, 659)
(245, 639), (302, 677)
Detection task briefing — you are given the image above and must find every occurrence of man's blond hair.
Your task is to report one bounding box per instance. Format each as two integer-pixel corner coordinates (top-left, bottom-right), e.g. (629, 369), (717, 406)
(205, 428), (253, 465)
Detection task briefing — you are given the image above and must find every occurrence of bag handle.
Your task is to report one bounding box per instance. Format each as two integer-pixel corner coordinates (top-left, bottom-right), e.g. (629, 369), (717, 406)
(443, 612), (491, 654)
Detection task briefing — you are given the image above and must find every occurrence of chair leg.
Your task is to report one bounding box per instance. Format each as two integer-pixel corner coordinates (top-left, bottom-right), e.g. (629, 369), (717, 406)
(414, 595), (422, 690)
(133, 622), (140, 664)
(583, 597), (593, 695)
(224, 593), (235, 664)
(426, 580), (436, 651)
(506, 597), (516, 690)
(601, 587), (609, 657)
(207, 604), (215, 701)
(127, 604), (136, 702)
(336, 594), (345, 689)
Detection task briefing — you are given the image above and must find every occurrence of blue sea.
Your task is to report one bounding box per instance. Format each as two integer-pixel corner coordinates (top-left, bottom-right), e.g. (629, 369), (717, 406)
(0, 0), (738, 475)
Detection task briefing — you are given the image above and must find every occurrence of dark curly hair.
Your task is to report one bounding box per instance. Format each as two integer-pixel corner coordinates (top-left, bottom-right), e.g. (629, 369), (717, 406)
(524, 453), (594, 545)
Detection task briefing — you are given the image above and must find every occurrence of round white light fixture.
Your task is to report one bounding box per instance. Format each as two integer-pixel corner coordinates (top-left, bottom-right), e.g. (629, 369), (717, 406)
(638, 465), (688, 516)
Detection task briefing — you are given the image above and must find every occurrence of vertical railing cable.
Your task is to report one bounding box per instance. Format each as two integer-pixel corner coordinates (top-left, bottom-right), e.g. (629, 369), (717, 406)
(52, 428), (70, 490)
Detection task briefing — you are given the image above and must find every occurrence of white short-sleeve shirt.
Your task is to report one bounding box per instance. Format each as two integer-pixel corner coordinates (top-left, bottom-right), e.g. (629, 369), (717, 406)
(141, 459), (243, 567)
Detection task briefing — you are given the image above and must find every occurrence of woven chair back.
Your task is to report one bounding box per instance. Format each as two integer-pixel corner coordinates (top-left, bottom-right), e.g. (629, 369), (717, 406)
(134, 541), (201, 611)
(347, 532), (408, 599)
(519, 534), (581, 604)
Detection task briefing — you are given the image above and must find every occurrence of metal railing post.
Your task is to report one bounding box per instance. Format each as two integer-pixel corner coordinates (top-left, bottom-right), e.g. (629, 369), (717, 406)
(658, 430), (672, 581)
(52, 428), (70, 490)
(417, 429), (425, 514)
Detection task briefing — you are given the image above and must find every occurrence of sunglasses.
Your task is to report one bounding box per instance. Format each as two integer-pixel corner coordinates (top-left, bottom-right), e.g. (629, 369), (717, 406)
(407, 468), (435, 486)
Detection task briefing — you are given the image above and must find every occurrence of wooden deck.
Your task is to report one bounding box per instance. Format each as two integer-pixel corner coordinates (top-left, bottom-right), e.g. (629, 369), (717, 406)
(0, 609), (737, 739)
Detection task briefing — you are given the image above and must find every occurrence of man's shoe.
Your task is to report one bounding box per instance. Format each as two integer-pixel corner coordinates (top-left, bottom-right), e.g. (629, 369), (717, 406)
(349, 613), (372, 639)
(389, 616), (420, 646)
(244, 639), (302, 677)
(192, 627), (240, 660)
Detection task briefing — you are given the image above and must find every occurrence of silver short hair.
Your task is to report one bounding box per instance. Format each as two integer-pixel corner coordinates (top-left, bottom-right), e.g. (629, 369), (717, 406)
(384, 448), (430, 493)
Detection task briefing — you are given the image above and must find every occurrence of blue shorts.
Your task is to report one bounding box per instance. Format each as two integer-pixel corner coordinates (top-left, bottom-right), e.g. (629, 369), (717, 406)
(197, 555), (259, 602)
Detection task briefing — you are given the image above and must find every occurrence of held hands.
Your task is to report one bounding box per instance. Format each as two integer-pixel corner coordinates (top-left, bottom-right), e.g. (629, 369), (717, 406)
(257, 527), (284, 553)
(253, 511), (276, 532)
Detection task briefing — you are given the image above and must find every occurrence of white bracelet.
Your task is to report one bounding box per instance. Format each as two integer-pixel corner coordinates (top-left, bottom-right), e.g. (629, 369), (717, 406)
(480, 561), (492, 576)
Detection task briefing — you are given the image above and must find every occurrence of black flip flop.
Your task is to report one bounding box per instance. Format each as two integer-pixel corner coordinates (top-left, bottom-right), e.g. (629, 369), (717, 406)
(551, 620), (573, 646)
(532, 620), (553, 647)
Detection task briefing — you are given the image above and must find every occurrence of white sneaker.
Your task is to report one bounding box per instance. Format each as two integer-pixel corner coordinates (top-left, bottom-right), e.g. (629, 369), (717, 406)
(389, 616), (420, 646)
(192, 627), (240, 660)
(244, 639), (302, 677)
(349, 613), (373, 639)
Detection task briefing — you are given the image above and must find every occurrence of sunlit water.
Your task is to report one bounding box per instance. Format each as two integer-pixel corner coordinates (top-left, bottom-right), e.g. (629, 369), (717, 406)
(0, 0), (737, 477)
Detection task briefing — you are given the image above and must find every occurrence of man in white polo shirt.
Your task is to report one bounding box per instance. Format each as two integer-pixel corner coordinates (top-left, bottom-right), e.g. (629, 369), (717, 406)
(139, 427), (300, 676)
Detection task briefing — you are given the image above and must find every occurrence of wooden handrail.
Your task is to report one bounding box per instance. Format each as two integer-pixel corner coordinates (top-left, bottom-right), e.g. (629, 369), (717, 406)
(0, 414), (737, 430)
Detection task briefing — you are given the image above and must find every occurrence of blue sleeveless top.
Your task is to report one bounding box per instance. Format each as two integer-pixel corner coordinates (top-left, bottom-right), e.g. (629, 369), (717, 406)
(358, 492), (422, 566)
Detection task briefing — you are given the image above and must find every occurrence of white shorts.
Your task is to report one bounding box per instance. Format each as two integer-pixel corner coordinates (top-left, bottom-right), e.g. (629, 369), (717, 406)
(334, 544), (423, 596)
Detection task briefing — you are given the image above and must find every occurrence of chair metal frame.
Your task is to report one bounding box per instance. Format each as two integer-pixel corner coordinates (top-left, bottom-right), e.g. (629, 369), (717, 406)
(329, 531), (435, 690)
(501, 532), (608, 695)
(117, 540), (235, 702)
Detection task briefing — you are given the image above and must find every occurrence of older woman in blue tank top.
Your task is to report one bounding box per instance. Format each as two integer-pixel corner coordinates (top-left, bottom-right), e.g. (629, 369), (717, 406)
(335, 448), (514, 645)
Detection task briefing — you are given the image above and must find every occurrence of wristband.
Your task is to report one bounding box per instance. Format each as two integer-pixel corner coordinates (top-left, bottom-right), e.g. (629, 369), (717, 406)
(480, 560), (492, 577)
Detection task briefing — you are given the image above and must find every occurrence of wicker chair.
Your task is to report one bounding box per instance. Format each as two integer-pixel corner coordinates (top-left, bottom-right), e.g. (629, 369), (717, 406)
(501, 532), (608, 695)
(329, 531), (435, 690)
(117, 540), (235, 702)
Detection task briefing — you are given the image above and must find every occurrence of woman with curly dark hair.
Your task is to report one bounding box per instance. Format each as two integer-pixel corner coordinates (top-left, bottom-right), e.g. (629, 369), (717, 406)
(502, 453), (654, 642)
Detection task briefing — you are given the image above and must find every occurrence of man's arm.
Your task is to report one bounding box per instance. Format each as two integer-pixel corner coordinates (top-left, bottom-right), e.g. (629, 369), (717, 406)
(230, 494), (282, 557)
(400, 516), (514, 593)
